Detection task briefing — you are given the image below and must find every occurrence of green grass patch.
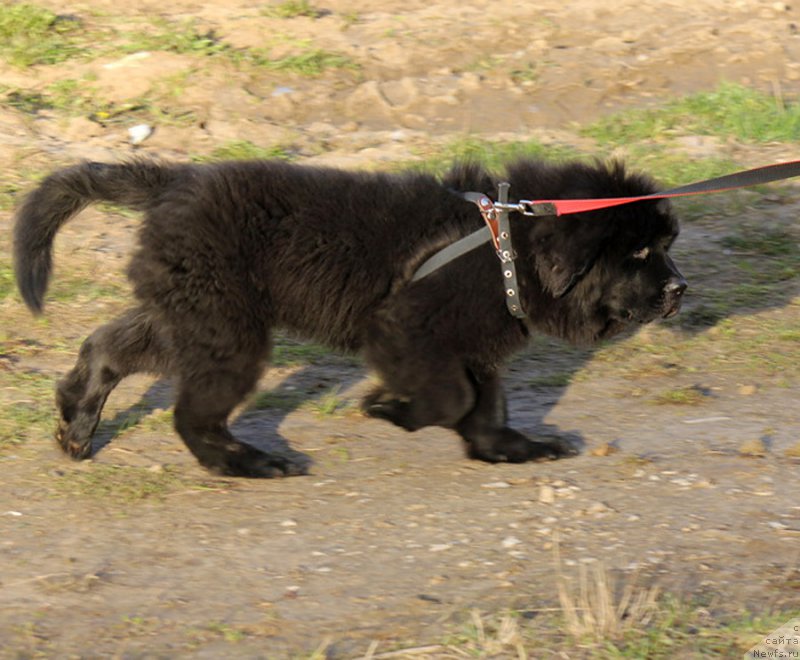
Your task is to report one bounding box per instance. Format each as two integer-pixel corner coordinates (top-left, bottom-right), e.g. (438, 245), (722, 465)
(427, 596), (800, 659)
(0, 259), (15, 301)
(96, 406), (174, 439)
(272, 334), (336, 366)
(593, 603), (800, 658)
(48, 271), (129, 306)
(3, 76), (198, 128)
(0, 370), (54, 450)
(0, 3), (86, 67)
(54, 464), (190, 503)
(591, 309), (800, 381)
(721, 227), (797, 258)
(248, 389), (305, 411)
(621, 147), (740, 190)
(652, 385), (708, 406)
(251, 47), (355, 75)
(528, 372), (573, 388)
(411, 135), (581, 175)
(585, 82), (800, 145)
(302, 387), (351, 417)
(200, 140), (294, 162)
(262, 0), (323, 19)
(121, 19), (227, 57)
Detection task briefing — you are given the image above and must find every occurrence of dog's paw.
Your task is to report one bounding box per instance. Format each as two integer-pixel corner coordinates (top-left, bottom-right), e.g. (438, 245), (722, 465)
(211, 444), (312, 478)
(525, 436), (581, 461)
(467, 428), (580, 464)
(55, 422), (93, 460)
(361, 390), (417, 431)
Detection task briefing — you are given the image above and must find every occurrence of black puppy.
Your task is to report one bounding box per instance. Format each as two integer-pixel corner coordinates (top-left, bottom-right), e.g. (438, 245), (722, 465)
(13, 158), (686, 477)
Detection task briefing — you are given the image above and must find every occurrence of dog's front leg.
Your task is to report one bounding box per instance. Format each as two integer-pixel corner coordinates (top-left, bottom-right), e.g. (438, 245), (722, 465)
(456, 371), (578, 463)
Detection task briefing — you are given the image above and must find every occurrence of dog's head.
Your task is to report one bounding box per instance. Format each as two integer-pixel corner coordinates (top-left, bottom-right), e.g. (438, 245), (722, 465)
(507, 160), (687, 341)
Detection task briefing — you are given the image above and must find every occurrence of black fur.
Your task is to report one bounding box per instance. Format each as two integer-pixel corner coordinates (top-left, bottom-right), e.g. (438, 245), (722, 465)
(13, 157), (686, 477)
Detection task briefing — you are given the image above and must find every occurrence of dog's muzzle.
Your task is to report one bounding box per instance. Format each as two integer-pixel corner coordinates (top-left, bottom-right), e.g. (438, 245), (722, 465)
(662, 276), (688, 318)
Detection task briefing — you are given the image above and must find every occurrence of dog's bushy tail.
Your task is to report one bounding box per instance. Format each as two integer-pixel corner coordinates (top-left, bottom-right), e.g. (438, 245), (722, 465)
(13, 160), (177, 313)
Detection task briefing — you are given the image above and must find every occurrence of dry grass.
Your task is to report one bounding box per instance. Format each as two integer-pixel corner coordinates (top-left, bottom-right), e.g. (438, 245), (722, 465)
(355, 611), (528, 658)
(553, 534), (660, 643)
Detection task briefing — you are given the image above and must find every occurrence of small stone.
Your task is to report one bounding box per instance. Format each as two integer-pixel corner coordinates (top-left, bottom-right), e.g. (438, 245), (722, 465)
(280, 519), (298, 527)
(738, 384), (758, 396)
(670, 478), (692, 487)
(429, 544), (451, 552)
(502, 536), (522, 548)
(590, 442), (619, 457)
(739, 438), (768, 457)
(147, 464), (164, 473)
(538, 485), (556, 504)
(482, 481), (511, 489)
(587, 501), (611, 515)
(103, 51), (151, 70)
(128, 124), (153, 145)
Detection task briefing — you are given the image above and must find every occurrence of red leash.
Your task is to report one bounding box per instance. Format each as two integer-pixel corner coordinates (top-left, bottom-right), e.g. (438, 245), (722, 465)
(510, 159), (800, 217)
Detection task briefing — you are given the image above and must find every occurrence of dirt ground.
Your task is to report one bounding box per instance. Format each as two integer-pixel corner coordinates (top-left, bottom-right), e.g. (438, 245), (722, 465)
(1, 0), (799, 657)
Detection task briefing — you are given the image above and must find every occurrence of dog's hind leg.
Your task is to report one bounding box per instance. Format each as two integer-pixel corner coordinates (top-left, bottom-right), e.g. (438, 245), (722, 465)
(171, 340), (309, 478)
(456, 371), (578, 463)
(56, 307), (169, 459)
(361, 348), (478, 432)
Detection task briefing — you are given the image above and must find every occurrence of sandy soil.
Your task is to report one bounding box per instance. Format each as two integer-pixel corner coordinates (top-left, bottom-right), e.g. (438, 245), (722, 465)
(1, 0), (799, 657)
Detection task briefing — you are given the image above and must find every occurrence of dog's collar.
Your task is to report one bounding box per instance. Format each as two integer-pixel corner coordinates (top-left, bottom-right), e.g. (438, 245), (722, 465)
(412, 183), (529, 319)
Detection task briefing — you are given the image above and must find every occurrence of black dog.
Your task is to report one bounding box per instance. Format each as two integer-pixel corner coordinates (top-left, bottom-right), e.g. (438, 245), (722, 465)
(13, 157), (686, 477)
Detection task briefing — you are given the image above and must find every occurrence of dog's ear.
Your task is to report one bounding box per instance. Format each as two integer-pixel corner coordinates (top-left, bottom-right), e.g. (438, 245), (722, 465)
(527, 217), (608, 297)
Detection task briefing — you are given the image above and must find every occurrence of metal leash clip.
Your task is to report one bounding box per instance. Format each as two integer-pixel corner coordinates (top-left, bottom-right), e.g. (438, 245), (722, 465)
(495, 200), (558, 217)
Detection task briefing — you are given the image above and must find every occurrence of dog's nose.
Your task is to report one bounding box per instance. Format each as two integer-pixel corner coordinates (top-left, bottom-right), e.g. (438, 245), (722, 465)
(664, 277), (687, 297)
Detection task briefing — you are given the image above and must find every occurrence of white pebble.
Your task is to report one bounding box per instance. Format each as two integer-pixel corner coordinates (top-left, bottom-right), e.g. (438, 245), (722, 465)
(429, 544), (451, 552)
(128, 124), (153, 145)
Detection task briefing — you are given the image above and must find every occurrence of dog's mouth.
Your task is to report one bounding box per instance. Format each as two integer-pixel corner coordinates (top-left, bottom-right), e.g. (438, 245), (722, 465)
(661, 293), (686, 319)
(620, 293), (685, 324)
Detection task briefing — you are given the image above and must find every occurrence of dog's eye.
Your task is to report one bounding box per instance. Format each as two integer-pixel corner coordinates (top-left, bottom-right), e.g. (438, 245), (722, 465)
(632, 246), (650, 261)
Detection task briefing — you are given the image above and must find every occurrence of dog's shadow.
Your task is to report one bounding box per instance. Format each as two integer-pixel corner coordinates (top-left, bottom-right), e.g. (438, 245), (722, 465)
(91, 358), (366, 465)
